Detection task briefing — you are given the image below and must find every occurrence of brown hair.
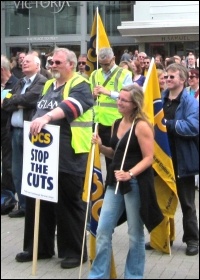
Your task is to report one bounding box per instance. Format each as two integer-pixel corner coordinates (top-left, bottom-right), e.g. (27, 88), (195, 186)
(121, 84), (153, 131)
(189, 68), (199, 78)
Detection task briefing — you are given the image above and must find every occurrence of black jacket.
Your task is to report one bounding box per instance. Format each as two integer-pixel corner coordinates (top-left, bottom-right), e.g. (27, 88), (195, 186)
(11, 66), (24, 79)
(2, 73), (47, 129)
(1, 74), (19, 126)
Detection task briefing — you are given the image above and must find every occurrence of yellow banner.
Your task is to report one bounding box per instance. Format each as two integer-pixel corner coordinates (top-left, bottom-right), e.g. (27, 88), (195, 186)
(85, 9), (110, 77)
(83, 144), (117, 277)
(143, 60), (178, 253)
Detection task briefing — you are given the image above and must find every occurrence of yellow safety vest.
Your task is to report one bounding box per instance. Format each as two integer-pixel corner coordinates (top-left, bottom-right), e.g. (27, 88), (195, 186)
(42, 73), (93, 153)
(90, 67), (130, 126)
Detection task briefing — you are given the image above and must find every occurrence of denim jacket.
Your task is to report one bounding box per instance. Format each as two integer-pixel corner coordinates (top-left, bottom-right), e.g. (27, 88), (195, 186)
(162, 88), (199, 177)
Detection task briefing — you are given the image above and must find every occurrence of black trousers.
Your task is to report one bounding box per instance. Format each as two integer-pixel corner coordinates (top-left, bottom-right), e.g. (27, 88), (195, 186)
(23, 172), (87, 259)
(176, 175), (199, 243)
(1, 127), (15, 193)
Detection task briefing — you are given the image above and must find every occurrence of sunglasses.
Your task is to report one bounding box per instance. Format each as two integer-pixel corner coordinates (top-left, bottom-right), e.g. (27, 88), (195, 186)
(48, 60), (64, 66)
(99, 58), (113, 67)
(78, 61), (86, 65)
(117, 97), (133, 103)
(189, 75), (197, 79)
(164, 75), (176, 79)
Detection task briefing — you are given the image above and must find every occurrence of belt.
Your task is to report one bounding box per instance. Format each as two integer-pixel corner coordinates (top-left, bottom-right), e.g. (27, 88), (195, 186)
(12, 126), (23, 129)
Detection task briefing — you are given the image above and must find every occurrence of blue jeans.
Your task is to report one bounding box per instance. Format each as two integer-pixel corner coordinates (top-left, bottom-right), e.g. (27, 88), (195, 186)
(12, 128), (26, 210)
(88, 179), (145, 279)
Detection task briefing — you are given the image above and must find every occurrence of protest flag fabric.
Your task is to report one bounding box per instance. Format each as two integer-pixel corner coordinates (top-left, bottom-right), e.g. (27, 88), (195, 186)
(82, 144), (117, 278)
(85, 8), (110, 77)
(143, 59), (178, 254)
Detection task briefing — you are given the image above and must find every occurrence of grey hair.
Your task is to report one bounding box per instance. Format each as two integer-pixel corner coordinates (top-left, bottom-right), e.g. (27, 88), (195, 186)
(1, 55), (11, 71)
(53, 47), (77, 71)
(23, 54), (41, 71)
(98, 48), (114, 60)
(34, 56), (41, 66)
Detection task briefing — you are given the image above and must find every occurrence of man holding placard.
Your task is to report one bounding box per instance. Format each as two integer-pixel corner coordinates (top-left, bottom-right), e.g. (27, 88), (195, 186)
(15, 48), (94, 269)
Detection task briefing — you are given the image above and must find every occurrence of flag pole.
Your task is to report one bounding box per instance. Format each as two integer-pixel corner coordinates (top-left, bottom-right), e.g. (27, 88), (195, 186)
(31, 199), (40, 275)
(114, 120), (135, 194)
(115, 58), (155, 195)
(79, 144), (95, 279)
(142, 57), (155, 92)
(80, 8), (100, 277)
(96, 7), (100, 105)
(79, 123), (98, 279)
(96, 7), (99, 62)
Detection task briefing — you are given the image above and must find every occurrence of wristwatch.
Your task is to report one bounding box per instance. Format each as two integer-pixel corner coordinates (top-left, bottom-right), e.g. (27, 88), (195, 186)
(46, 112), (53, 121)
(128, 170), (135, 179)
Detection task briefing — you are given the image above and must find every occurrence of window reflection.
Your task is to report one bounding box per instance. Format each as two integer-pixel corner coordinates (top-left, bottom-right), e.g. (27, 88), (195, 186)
(5, 1), (133, 37)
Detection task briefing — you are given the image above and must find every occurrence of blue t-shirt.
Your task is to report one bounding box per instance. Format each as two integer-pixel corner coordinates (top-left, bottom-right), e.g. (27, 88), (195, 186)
(133, 75), (145, 87)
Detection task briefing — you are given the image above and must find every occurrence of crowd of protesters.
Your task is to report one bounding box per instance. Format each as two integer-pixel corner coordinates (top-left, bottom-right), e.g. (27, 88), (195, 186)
(1, 47), (199, 278)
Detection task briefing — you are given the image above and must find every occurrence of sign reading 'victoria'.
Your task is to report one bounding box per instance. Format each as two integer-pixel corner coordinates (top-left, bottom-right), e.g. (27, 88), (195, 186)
(13, 1), (70, 13)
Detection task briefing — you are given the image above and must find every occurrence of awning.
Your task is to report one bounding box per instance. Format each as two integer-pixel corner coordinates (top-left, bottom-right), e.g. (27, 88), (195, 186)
(117, 20), (199, 37)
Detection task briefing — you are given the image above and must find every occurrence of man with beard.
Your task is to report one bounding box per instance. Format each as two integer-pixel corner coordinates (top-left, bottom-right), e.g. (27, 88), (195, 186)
(15, 48), (94, 269)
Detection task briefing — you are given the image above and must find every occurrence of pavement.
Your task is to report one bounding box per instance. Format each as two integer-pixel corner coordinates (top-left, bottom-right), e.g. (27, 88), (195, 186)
(1, 155), (199, 279)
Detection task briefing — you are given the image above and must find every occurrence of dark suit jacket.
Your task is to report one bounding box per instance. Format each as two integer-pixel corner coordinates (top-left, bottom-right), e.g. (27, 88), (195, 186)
(1, 74), (19, 127)
(2, 72), (47, 129)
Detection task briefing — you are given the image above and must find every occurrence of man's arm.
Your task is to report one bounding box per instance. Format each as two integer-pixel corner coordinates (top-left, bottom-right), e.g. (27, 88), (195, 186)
(2, 74), (47, 111)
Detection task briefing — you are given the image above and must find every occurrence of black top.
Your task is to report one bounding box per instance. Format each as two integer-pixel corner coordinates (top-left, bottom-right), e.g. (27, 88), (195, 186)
(33, 80), (94, 176)
(1, 74), (19, 126)
(107, 118), (164, 232)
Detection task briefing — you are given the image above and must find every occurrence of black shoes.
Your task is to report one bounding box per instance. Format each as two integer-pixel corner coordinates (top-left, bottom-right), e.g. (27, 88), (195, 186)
(61, 257), (87, 269)
(15, 251), (52, 262)
(145, 242), (154, 250)
(145, 241), (173, 250)
(1, 190), (17, 215)
(145, 240), (199, 256)
(9, 208), (25, 218)
(16, 252), (87, 267)
(186, 241), (199, 256)
(1, 204), (15, 215)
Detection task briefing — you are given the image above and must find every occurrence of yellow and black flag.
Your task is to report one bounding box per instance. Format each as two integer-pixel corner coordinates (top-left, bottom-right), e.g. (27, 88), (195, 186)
(143, 59), (178, 254)
(85, 8), (110, 77)
(82, 143), (117, 278)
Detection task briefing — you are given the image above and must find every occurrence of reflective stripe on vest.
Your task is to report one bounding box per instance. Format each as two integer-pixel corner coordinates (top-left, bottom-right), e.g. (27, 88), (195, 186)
(94, 101), (118, 108)
(42, 74), (93, 153)
(90, 68), (128, 125)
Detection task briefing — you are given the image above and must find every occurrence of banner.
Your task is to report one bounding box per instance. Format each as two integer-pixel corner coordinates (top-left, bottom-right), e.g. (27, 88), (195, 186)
(143, 60), (178, 254)
(82, 144), (117, 278)
(85, 8), (110, 77)
(22, 121), (60, 203)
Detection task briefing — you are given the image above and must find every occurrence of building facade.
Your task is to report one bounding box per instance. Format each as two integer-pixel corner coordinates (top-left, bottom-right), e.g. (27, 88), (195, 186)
(1, 1), (199, 65)
(118, 1), (199, 59)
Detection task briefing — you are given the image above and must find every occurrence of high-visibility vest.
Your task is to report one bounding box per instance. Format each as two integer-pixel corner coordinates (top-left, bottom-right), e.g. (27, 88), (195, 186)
(90, 67), (130, 126)
(42, 73), (93, 153)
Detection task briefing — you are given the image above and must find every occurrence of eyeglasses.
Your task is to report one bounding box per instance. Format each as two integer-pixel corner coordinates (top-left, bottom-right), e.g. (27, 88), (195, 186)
(189, 75), (197, 79)
(99, 58), (113, 67)
(48, 60), (65, 66)
(78, 61), (86, 66)
(117, 97), (133, 103)
(164, 75), (176, 79)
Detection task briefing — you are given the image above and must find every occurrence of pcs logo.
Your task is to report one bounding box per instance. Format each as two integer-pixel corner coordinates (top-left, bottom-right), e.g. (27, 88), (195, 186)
(29, 128), (53, 147)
